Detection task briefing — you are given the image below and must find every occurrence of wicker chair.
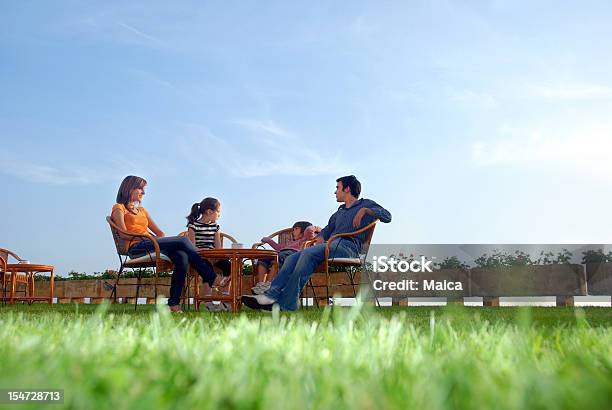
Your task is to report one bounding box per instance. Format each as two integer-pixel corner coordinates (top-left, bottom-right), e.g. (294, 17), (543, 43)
(0, 248), (30, 304)
(251, 227), (295, 281)
(252, 228), (294, 250)
(106, 216), (172, 309)
(180, 231), (238, 309)
(304, 220), (378, 307)
(0, 248), (54, 305)
(0, 253), (5, 303)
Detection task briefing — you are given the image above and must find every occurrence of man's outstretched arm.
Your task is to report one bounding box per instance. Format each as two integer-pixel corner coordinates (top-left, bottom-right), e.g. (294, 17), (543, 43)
(353, 200), (392, 227)
(364, 199), (391, 222)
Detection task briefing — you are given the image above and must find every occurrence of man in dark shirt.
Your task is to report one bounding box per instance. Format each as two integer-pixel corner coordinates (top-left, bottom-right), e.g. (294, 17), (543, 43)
(242, 175), (391, 311)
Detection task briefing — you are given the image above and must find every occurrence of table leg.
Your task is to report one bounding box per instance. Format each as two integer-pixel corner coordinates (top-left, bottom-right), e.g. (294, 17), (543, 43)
(231, 256), (238, 313)
(28, 271), (34, 305)
(10, 272), (16, 305)
(193, 268), (200, 311)
(237, 258), (244, 311)
(49, 268), (54, 305)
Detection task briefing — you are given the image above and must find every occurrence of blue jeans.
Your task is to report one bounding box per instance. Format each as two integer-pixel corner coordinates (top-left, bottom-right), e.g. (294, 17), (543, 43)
(128, 236), (216, 306)
(264, 239), (358, 311)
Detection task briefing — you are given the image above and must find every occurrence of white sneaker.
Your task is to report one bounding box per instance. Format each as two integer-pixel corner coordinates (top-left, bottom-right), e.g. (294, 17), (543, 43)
(241, 294), (276, 311)
(254, 294), (275, 305)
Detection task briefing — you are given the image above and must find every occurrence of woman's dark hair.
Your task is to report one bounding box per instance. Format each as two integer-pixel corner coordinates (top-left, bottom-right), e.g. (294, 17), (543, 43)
(116, 175), (147, 207)
(336, 175), (361, 198)
(292, 221), (312, 234)
(187, 197), (221, 225)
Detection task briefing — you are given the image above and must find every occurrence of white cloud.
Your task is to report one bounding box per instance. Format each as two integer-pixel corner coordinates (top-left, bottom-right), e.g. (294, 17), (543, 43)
(451, 90), (498, 109)
(526, 83), (612, 100)
(61, 13), (168, 48)
(116, 21), (165, 46)
(471, 126), (612, 179)
(233, 119), (294, 139)
(0, 153), (170, 186)
(178, 122), (350, 178)
(0, 159), (108, 185)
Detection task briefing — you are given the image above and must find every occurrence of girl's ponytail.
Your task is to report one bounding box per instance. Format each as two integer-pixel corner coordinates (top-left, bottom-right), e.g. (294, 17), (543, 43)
(186, 202), (201, 225)
(187, 197), (220, 226)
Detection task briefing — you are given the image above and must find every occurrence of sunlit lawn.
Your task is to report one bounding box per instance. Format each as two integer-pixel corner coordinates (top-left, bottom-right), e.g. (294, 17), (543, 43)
(1, 303), (611, 409)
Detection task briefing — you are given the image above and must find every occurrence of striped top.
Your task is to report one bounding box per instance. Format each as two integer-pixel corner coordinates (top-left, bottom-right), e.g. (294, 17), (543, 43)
(187, 220), (219, 249)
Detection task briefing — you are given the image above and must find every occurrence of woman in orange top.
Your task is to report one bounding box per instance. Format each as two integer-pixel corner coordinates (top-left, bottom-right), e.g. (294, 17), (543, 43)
(111, 175), (216, 313)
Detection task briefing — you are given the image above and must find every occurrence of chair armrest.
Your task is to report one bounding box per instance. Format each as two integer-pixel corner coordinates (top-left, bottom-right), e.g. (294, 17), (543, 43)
(221, 232), (238, 245)
(0, 255), (6, 272)
(323, 220), (378, 268)
(252, 242), (264, 249)
(302, 239), (318, 249)
(109, 222), (156, 243)
(106, 218), (164, 266)
(0, 248), (25, 263)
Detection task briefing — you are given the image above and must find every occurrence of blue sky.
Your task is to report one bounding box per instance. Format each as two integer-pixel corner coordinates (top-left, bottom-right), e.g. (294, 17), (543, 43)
(2, 1), (612, 276)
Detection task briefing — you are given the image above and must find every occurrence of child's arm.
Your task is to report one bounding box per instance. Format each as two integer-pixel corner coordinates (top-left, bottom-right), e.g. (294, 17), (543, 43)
(296, 225), (319, 248)
(303, 225), (317, 241)
(187, 227), (196, 246)
(261, 237), (282, 251)
(214, 229), (222, 249)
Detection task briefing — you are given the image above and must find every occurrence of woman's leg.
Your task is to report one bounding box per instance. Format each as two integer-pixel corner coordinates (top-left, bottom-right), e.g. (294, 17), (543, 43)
(213, 259), (231, 276)
(156, 236), (216, 286)
(166, 250), (188, 306)
(200, 259), (216, 295)
(128, 236), (217, 294)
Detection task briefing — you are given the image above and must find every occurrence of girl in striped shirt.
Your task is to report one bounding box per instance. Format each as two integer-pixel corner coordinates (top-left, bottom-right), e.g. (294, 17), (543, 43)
(186, 197), (231, 310)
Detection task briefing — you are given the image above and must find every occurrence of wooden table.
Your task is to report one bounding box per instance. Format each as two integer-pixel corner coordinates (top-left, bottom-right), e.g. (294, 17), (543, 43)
(196, 248), (277, 312)
(1, 264), (55, 304)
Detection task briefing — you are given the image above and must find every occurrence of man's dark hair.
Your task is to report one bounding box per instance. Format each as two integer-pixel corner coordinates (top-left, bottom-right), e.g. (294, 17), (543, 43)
(336, 175), (361, 198)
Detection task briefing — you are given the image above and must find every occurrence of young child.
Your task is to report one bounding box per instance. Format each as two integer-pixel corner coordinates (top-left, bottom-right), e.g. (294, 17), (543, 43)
(186, 197), (231, 310)
(252, 221), (318, 294)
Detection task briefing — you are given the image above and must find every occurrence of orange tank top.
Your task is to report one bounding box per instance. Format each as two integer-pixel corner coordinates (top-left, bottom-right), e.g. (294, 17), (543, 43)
(111, 203), (151, 250)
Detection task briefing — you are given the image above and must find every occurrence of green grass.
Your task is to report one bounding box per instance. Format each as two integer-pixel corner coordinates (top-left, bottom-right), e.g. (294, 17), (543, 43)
(1, 303), (611, 409)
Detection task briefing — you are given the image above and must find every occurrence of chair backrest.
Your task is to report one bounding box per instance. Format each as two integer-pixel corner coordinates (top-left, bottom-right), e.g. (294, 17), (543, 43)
(329, 221), (378, 266)
(0, 250), (7, 267)
(220, 232), (238, 247)
(252, 228), (296, 249)
(0, 248), (21, 264)
(106, 216), (128, 256)
(360, 221), (378, 258)
(275, 228), (294, 248)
